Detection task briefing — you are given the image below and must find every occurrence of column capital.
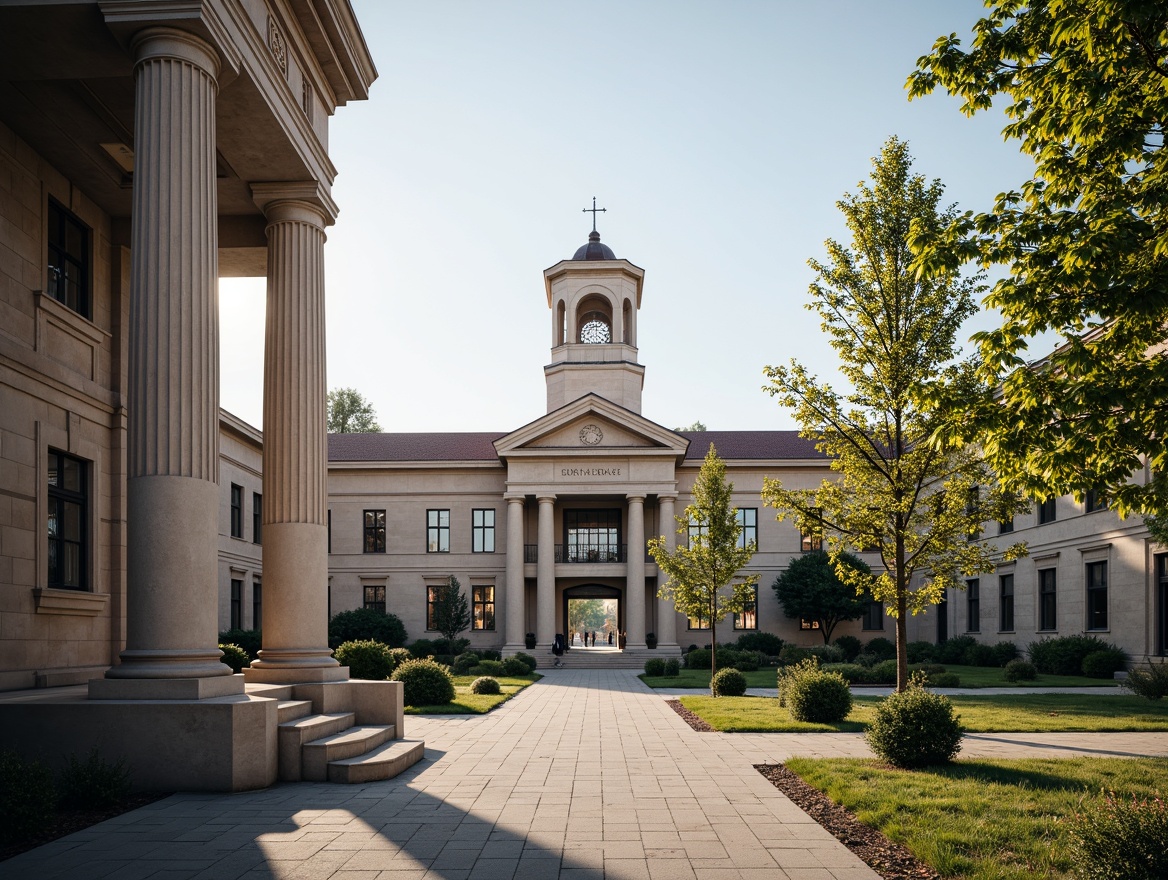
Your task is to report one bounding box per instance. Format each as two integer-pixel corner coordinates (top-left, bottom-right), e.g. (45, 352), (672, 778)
(627, 495), (646, 505)
(537, 495), (556, 505)
(252, 182), (339, 227)
(505, 495), (526, 506)
(102, 2), (242, 82)
(657, 494), (678, 503)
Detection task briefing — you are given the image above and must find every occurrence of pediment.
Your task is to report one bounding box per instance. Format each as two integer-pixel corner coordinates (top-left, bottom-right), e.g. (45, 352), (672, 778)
(494, 394), (689, 459)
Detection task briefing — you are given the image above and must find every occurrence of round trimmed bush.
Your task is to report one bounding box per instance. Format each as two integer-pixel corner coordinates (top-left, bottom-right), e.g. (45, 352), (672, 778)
(863, 637), (896, 661)
(1081, 648), (1128, 679)
(868, 659), (898, 684)
(821, 663), (869, 684)
(218, 643), (250, 673)
(685, 648), (712, 669)
(644, 658), (666, 677)
(1028, 634), (1117, 676)
(937, 635), (977, 665)
(469, 676), (500, 695)
(475, 659), (505, 676)
(906, 641), (937, 664)
(334, 639), (397, 680)
(962, 643), (998, 668)
(328, 608), (407, 649)
(481, 649), (502, 662)
(833, 635), (863, 662)
(784, 666), (853, 723)
(512, 652), (538, 673)
(736, 632), (785, 655)
(711, 667), (747, 697)
(778, 644), (811, 666)
(866, 685), (963, 768)
(807, 644), (845, 665)
(502, 656), (529, 677)
(991, 641), (1019, 666)
(664, 658), (681, 677)
(929, 672), (960, 688)
(1003, 658), (1037, 682)
(452, 651), (481, 674)
(392, 658), (455, 706)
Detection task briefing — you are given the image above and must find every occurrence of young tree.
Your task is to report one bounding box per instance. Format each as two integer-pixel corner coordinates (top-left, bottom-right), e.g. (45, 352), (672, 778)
(327, 387), (381, 433)
(761, 138), (1025, 691)
(772, 550), (871, 644)
(648, 444), (758, 691)
(674, 420), (707, 432)
(909, 5), (1168, 517)
(430, 575), (470, 652)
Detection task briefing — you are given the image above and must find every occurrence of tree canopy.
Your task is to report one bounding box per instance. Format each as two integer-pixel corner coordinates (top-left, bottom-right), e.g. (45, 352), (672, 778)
(327, 387), (381, 434)
(648, 444), (758, 690)
(430, 575), (470, 648)
(772, 550), (871, 644)
(762, 138), (1025, 690)
(909, 3), (1168, 516)
(674, 421), (707, 432)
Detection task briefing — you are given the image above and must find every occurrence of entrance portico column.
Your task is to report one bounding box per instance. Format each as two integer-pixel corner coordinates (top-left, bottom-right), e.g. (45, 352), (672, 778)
(104, 28), (228, 683)
(625, 495), (646, 650)
(503, 496), (526, 653)
(536, 496), (556, 648)
(246, 185), (342, 683)
(656, 495), (679, 649)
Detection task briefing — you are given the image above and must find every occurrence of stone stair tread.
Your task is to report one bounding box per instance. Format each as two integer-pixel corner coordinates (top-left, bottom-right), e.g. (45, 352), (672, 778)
(304, 724), (393, 749)
(280, 711), (354, 732)
(301, 724), (395, 781)
(327, 739), (424, 784)
(276, 699), (313, 724)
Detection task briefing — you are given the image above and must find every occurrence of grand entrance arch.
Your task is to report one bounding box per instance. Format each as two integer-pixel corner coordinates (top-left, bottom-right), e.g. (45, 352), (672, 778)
(562, 584), (622, 649)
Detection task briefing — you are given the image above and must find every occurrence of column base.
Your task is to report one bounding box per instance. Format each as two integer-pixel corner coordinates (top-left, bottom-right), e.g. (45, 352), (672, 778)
(105, 648), (233, 680)
(502, 643), (527, 657)
(89, 674), (245, 701)
(243, 665), (350, 685)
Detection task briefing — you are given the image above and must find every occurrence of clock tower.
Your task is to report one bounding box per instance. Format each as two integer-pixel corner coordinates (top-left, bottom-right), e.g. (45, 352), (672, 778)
(543, 215), (646, 413)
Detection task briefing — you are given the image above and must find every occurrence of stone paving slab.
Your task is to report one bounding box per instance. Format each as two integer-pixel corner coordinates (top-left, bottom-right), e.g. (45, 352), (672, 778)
(8, 668), (1167, 879)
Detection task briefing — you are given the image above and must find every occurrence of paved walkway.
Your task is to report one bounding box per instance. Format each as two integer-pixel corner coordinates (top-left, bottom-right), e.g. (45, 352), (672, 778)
(8, 670), (1167, 880)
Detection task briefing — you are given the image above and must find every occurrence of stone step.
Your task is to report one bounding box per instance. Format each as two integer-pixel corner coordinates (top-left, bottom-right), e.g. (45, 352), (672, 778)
(277, 699), (313, 724)
(278, 712), (356, 782)
(327, 739), (424, 784)
(245, 682), (295, 701)
(302, 725), (395, 782)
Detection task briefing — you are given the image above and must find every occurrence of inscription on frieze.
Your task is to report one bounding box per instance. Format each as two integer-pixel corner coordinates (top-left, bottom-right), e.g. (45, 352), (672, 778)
(559, 465), (623, 479)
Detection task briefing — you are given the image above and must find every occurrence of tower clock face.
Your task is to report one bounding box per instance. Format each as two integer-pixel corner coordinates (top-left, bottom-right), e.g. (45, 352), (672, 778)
(579, 424), (603, 446)
(579, 315), (612, 344)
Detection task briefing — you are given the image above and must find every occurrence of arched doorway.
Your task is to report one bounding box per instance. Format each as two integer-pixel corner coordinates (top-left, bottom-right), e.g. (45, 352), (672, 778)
(562, 584), (621, 650)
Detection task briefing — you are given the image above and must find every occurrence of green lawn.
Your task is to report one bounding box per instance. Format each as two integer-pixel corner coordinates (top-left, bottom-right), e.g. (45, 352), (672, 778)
(404, 674), (540, 714)
(641, 664), (1117, 690)
(679, 693), (1168, 732)
(782, 757), (1168, 879)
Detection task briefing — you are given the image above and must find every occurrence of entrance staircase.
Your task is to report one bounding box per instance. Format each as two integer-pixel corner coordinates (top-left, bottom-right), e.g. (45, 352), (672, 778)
(539, 648), (682, 670)
(247, 680), (424, 784)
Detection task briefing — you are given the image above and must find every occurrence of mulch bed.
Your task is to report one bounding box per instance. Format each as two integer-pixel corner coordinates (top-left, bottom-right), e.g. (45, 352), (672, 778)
(666, 698), (714, 731)
(756, 764), (940, 880)
(0, 792), (171, 862)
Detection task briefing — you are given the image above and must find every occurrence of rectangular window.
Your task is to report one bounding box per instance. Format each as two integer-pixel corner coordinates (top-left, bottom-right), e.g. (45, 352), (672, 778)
(566, 509), (622, 561)
(999, 574), (1014, 632)
(1039, 568), (1057, 631)
(736, 508), (758, 550)
(687, 612), (709, 630)
(252, 492), (262, 545)
(472, 509), (496, 553)
(364, 509), (386, 553)
(47, 199), (90, 318)
(327, 509), (331, 554)
(47, 450), (87, 590)
(733, 585), (758, 630)
(473, 585), (495, 631)
(1086, 560), (1108, 630)
(1085, 489), (1108, 513)
(966, 486), (981, 541)
(252, 579), (262, 630)
(862, 599), (884, 631)
(230, 579), (243, 630)
(427, 509), (450, 553)
(427, 585), (441, 630)
(799, 618), (821, 631)
(364, 585), (386, 614)
(998, 518), (1015, 535)
(230, 484), (243, 538)
(966, 578), (980, 632)
(688, 515), (707, 547)
(1038, 497), (1057, 525)
(1157, 554), (1168, 656)
(801, 508), (822, 552)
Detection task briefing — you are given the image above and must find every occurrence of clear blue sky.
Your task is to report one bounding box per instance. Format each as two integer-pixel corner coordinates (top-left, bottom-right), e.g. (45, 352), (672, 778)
(219, 0), (1035, 433)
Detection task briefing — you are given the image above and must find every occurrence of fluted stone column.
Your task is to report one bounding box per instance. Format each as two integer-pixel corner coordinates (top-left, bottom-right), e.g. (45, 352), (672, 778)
(246, 190), (342, 683)
(625, 495), (646, 650)
(503, 496), (526, 653)
(536, 496), (556, 648)
(655, 495), (679, 650)
(103, 29), (230, 687)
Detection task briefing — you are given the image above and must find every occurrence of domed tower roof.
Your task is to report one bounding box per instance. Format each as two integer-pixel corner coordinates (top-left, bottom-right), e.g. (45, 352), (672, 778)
(572, 230), (616, 261)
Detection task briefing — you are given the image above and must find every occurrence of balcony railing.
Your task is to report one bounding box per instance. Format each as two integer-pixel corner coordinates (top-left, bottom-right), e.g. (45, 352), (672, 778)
(524, 544), (538, 563)
(556, 543), (626, 563)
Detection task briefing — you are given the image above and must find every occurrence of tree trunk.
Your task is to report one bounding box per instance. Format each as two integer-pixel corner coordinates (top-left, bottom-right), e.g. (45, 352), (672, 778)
(709, 595), (717, 695)
(896, 586), (909, 692)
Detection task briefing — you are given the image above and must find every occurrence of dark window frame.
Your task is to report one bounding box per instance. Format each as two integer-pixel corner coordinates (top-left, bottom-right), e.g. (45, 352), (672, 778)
(364, 585), (386, 614)
(47, 198), (91, 318)
(800, 507), (823, 552)
(230, 484), (244, 539)
(427, 509), (450, 553)
(862, 598), (884, 631)
(1086, 560), (1108, 631)
(47, 449), (87, 591)
(472, 584), (495, 631)
(966, 578), (980, 632)
(999, 573), (1015, 632)
(252, 579), (262, 630)
(363, 509), (386, 553)
(1085, 489), (1108, 513)
(687, 611), (710, 631)
(998, 518), (1015, 535)
(736, 508), (758, 551)
(230, 578), (243, 630)
(472, 509), (496, 553)
(565, 508), (621, 560)
(733, 584), (758, 630)
(426, 584), (441, 631)
(252, 492), (262, 545)
(799, 618), (821, 631)
(1038, 497), (1057, 525)
(1038, 568), (1057, 631)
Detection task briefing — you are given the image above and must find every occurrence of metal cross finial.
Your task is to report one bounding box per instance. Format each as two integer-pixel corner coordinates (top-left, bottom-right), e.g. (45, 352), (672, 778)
(583, 196), (606, 233)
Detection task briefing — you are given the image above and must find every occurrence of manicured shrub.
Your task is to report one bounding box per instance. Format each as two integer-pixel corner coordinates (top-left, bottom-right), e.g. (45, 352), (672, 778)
(386, 648), (413, 675)
(392, 658), (455, 706)
(0, 750), (56, 844)
(962, 642), (998, 668)
(469, 676), (501, 695)
(937, 635), (977, 665)
(328, 608), (407, 650)
(711, 668), (747, 697)
(778, 644), (811, 666)
(481, 649), (502, 662)
(452, 651), (481, 674)
(218, 628), (262, 660)
(218, 643), (250, 673)
(853, 651), (881, 668)
(906, 641), (937, 664)
(334, 639), (397, 680)
(832, 635), (863, 662)
(502, 656), (530, 677)
(1123, 660), (1168, 700)
(929, 672), (960, 688)
(992, 641), (1019, 666)
(664, 658), (681, 677)
(863, 637), (896, 661)
(723, 649), (762, 671)
(512, 652), (538, 673)
(474, 659), (505, 676)
(58, 748), (131, 810)
(1067, 790), (1168, 880)
(1081, 648), (1128, 679)
(1028, 635), (1118, 676)
(868, 659), (898, 685)
(915, 663), (947, 677)
(865, 680), (963, 768)
(644, 658), (666, 677)
(685, 648), (712, 669)
(1003, 658), (1038, 682)
(407, 638), (440, 658)
(821, 662), (869, 684)
(780, 660), (852, 723)
(807, 644), (845, 665)
(736, 632), (785, 656)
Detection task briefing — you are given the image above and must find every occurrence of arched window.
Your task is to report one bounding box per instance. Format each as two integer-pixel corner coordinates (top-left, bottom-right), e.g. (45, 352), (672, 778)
(557, 300), (566, 345)
(579, 311), (612, 344)
(622, 299), (632, 344)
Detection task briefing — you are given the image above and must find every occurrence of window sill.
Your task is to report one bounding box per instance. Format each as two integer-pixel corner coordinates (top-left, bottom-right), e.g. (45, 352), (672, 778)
(33, 587), (108, 617)
(998, 630), (1016, 634)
